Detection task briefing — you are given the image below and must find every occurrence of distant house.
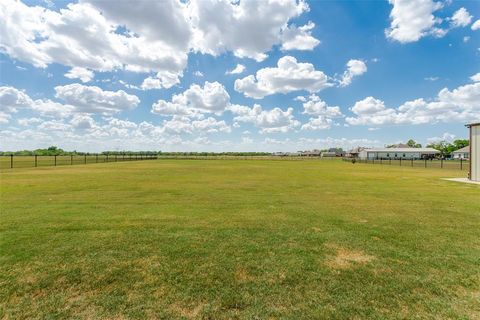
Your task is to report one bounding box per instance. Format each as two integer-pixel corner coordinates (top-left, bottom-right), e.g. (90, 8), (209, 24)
(452, 146), (469, 159)
(358, 147), (439, 160)
(345, 147), (366, 158)
(328, 148), (345, 157)
(321, 151), (336, 158)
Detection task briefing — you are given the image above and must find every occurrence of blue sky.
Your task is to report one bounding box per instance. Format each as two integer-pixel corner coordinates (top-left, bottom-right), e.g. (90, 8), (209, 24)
(0, 0), (479, 152)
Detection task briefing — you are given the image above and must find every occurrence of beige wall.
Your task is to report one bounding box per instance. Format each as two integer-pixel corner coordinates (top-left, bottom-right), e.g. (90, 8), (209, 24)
(471, 125), (480, 181)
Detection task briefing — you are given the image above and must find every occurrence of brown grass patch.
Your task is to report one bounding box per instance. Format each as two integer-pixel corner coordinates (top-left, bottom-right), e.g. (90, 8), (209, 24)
(325, 244), (375, 270)
(170, 302), (205, 319)
(235, 268), (255, 283)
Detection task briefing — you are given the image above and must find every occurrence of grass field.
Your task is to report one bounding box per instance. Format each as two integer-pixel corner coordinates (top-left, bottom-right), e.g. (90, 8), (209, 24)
(1, 160), (479, 319)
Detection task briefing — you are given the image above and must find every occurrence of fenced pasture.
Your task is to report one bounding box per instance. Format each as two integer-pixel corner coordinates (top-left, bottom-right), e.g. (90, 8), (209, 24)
(0, 154), (157, 169)
(0, 154), (338, 170)
(344, 157), (469, 170)
(1, 160), (478, 319)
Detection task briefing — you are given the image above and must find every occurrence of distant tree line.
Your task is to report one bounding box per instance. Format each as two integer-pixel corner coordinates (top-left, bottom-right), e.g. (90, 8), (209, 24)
(426, 139), (469, 157)
(0, 146), (272, 157)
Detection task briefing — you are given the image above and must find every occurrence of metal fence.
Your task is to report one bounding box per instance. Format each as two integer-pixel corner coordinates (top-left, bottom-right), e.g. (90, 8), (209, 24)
(0, 154), (344, 170)
(0, 154), (157, 170)
(343, 157), (469, 171)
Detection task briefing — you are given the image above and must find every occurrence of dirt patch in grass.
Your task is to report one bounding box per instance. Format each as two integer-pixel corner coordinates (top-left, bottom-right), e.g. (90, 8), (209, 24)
(325, 243), (375, 270)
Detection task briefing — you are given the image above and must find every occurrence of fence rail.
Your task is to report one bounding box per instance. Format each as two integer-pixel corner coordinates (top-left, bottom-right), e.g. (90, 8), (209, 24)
(0, 154), (157, 170)
(343, 157), (468, 171)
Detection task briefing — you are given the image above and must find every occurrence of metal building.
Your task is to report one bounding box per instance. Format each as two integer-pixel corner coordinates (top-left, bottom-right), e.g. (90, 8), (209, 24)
(467, 123), (480, 181)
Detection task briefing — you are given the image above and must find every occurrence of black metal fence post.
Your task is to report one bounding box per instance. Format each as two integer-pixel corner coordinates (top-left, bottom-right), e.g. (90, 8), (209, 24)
(441, 158), (443, 169)
(35, 155), (37, 167)
(460, 158), (463, 170)
(84, 154), (87, 164)
(10, 154), (13, 169)
(71, 155), (73, 165)
(54, 155), (57, 166)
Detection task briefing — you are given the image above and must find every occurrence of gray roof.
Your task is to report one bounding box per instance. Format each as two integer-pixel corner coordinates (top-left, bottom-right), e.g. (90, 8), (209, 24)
(362, 148), (439, 153)
(452, 146), (469, 153)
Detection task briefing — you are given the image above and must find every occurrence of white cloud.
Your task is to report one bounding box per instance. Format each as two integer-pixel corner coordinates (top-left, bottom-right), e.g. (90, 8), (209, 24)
(425, 76), (439, 81)
(0, 0), (188, 78)
(226, 64), (246, 75)
(152, 81), (230, 117)
(385, 0), (444, 43)
(472, 19), (480, 30)
(70, 113), (97, 130)
(160, 116), (231, 134)
(54, 84), (140, 115)
(346, 80), (480, 126)
(301, 116), (333, 131)
(1, 0), (314, 87)
(140, 71), (182, 90)
(0, 86), (33, 113)
(228, 104), (300, 133)
(234, 56), (331, 99)
(427, 132), (456, 143)
(0, 112), (11, 124)
(299, 94), (343, 131)
(470, 73), (480, 82)
(449, 7), (472, 28)
(64, 67), (94, 83)
(280, 21), (320, 51)
(301, 94), (343, 117)
(193, 71), (204, 77)
(339, 59), (367, 87)
(189, 0), (311, 61)
(17, 117), (42, 126)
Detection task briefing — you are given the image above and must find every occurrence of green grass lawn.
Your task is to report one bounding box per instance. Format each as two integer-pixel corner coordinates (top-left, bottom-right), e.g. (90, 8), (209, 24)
(1, 160), (479, 319)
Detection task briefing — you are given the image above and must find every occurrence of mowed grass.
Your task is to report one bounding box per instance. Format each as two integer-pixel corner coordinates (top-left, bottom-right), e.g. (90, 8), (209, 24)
(0, 160), (479, 319)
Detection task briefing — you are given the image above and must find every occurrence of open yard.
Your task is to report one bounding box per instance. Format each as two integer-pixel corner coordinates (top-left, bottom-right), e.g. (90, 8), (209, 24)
(1, 160), (479, 319)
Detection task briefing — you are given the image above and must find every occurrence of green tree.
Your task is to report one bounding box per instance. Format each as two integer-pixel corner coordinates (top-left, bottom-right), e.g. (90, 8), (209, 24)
(406, 139), (422, 148)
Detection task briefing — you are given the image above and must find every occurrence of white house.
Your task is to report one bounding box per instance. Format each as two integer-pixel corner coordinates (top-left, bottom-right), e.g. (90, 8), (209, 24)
(452, 146), (469, 159)
(467, 123), (480, 181)
(358, 147), (439, 160)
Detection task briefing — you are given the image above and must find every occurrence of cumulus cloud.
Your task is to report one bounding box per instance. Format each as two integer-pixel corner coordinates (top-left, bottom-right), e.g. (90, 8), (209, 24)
(161, 116), (231, 134)
(0, 86), (33, 113)
(189, 0), (315, 61)
(234, 56), (331, 99)
(385, 0), (445, 43)
(228, 104), (300, 133)
(280, 21), (320, 51)
(339, 59), (367, 87)
(0, 0), (188, 78)
(140, 71), (182, 90)
(226, 64), (246, 75)
(471, 73), (480, 82)
(54, 84), (140, 115)
(346, 80), (480, 126)
(1, 85), (140, 119)
(64, 67), (94, 83)
(449, 7), (472, 28)
(298, 94), (343, 130)
(0, 112), (11, 124)
(152, 81), (230, 117)
(0, 0), (316, 82)
(472, 19), (480, 30)
(427, 132), (456, 143)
